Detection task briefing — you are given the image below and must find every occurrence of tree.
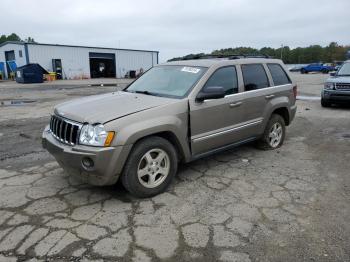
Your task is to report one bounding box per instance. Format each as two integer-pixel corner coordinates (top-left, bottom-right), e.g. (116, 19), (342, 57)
(0, 33), (37, 44)
(5, 33), (21, 42)
(168, 43), (350, 63)
(25, 37), (36, 43)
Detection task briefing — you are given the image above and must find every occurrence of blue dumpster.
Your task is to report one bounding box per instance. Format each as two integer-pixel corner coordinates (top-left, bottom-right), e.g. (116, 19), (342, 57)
(15, 63), (49, 83)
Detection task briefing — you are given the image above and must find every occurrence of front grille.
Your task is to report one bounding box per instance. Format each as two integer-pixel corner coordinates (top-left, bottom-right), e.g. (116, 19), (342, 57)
(49, 115), (81, 145)
(335, 83), (350, 90)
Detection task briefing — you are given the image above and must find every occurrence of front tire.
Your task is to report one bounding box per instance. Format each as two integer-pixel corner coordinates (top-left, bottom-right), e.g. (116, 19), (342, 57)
(256, 114), (286, 150)
(301, 68), (307, 74)
(321, 98), (331, 107)
(121, 136), (178, 198)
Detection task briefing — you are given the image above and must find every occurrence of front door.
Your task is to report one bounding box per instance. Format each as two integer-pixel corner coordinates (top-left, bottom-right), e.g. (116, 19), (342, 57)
(189, 66), (246, 155)
(5, 50), (15, 79)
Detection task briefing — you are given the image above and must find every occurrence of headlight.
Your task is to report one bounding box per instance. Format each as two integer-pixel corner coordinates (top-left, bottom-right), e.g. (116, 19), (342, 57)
(79, 124), (115, 147)
(324, 82), (334, 90)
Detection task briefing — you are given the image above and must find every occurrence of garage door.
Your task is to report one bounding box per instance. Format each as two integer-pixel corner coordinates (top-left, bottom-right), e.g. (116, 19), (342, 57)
(89, 52), (116, 78)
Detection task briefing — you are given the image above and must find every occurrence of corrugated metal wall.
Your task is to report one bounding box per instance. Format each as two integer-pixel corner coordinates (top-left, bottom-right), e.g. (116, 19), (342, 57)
(27, 44), (158, 79)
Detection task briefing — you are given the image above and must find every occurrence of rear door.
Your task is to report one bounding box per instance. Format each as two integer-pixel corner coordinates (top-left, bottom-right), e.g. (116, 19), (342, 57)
(266, 62), (294, 105)
(235, 63), (273, 138)
(239, 63), (293, 137)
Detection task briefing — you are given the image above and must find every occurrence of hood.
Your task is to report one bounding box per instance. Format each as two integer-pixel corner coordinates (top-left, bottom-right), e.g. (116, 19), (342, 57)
(327, 76), (350, 84)
(54, 91), (176, 124)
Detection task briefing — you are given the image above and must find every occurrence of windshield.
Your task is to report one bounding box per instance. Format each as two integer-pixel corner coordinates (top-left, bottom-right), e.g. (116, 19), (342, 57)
(337, 62), (350, 76)
(126, 65), (207, 98)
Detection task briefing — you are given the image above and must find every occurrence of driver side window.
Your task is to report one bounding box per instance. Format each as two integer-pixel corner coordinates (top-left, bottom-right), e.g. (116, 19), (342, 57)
(203, 66), (238, 95)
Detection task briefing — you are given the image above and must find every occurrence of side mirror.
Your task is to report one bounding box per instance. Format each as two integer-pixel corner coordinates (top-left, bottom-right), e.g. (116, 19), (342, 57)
(330, 72), (336, 77)
(196, 86), (225, 102)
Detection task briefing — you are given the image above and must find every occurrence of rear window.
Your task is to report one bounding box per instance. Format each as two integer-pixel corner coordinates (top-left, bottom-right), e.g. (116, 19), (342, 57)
(241, 64), (269, 91)
(267, 64), (291, 86)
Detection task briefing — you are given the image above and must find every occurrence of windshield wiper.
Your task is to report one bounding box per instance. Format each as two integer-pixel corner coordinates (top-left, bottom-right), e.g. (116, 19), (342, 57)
(133, 90), (159, 96)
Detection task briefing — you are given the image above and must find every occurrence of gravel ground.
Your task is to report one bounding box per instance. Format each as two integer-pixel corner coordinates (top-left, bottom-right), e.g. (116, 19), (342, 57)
(0, 74), (349, 262)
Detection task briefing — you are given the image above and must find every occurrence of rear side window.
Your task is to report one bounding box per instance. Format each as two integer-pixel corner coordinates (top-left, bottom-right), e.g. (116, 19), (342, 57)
(203, 66), (238, 95)
(241, 64), (269, 91)
(267, 64), (291, 86)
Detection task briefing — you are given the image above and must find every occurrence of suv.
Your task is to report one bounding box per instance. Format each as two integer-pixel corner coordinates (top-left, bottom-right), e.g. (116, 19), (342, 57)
(42, 57), (297, 197)
(321, 60), (350, 107)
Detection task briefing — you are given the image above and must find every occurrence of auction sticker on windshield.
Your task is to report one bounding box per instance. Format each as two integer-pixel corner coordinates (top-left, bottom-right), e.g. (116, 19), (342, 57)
(181, 67), (201, 74)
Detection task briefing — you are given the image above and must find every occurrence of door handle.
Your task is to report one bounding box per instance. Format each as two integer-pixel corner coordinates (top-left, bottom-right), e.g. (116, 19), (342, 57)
(229, 102), (242, 108)
(265, 95), (275, 99)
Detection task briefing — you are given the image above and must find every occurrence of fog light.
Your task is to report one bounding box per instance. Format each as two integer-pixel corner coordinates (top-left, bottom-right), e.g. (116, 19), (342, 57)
(82, 157), (94, 169)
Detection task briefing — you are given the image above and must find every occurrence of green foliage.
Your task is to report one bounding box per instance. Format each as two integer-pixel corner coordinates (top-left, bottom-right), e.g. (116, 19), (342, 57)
(0, 33), (37, 44)
(169, 43), (350, 63)
(168, 53), (206, 62)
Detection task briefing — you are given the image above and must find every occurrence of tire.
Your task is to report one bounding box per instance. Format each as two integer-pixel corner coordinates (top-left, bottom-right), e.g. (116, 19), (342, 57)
(121, 136), (178, 198)
(321, 69), (328, 74)
(301, 68), (306, 74)
(256, 114), (286, 150)
(321, 98), (331, 107)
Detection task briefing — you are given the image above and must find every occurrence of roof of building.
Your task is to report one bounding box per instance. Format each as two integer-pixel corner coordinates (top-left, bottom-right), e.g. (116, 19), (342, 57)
(0, 41), (159, 53)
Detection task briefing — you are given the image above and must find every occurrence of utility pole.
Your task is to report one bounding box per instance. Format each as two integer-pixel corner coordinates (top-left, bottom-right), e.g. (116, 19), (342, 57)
(280, 44), (283, 60)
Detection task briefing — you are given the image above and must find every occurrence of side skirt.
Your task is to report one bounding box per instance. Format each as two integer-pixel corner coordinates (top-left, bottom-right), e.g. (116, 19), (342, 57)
(188, 137), (257, 162)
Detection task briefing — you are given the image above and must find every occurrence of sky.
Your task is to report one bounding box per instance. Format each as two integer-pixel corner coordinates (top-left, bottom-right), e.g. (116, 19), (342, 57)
(2, 0), (350, 62)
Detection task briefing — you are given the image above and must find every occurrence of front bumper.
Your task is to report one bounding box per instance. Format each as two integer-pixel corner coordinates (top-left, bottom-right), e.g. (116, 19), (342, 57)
(322, 89), (350, 103)
(42, 125), (132, 186)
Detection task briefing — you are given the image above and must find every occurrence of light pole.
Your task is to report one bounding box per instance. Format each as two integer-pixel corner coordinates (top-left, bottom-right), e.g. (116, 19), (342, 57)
(280, 44), (284, 60)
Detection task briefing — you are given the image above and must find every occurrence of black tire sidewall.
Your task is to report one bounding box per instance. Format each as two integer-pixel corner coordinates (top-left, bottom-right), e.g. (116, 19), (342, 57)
(321, 98), (330, 107)
(121, 136), (178, 198)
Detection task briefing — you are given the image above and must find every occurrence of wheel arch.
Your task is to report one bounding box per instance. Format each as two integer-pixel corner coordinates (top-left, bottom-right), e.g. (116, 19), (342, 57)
(272, 107), (290, 126)
(132, 131), (187, 163)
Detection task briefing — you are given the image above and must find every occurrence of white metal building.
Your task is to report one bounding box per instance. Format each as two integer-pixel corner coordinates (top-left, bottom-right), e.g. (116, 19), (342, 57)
(0, 41), (158, 79)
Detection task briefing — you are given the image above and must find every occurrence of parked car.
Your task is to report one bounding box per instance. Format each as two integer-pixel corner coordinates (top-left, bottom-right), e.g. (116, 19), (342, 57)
(42, 57), (297, 197)
(321, 60), (350, 107)
(300, 63), (335, 74)
(289, 65), (304, 72)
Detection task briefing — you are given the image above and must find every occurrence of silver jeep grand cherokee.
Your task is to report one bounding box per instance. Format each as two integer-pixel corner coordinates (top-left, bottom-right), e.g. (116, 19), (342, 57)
(42, 57), (297, 197)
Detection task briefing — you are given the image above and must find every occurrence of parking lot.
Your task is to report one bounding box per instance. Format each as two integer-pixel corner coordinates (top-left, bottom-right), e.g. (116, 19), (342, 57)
(0, 73), (349, 261)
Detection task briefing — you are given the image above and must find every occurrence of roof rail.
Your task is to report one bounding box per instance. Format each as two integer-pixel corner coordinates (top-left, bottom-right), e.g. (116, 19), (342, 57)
(178, 54), (273, 61)
(228, 54), (272, 59)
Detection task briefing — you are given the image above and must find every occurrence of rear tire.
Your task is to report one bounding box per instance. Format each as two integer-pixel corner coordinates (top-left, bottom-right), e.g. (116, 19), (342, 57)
(301, 68), (307, 74)
(321, 98), (331, 107)
(121, 136), (178, 198)
(321, 69), (328, 74)
(256, 114), (286, 150)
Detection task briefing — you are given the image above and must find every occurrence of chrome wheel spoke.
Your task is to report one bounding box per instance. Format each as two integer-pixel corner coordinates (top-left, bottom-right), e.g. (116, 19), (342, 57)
(137, 167), (149, 179)
(157, 166), (168, 175)
(137, 148), (170, 189)
(155, 151), (166, 163)
(148, 174), (156, 186)
(269, 123), (283, 147)
(144, 152), (154, 164)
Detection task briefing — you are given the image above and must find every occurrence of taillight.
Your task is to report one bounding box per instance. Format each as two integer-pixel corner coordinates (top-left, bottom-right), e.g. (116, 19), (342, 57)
(293, 85), (297, 99)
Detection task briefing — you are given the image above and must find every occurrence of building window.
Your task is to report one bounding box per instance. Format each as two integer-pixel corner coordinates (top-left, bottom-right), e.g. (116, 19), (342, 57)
(19, 50), (23, 58)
